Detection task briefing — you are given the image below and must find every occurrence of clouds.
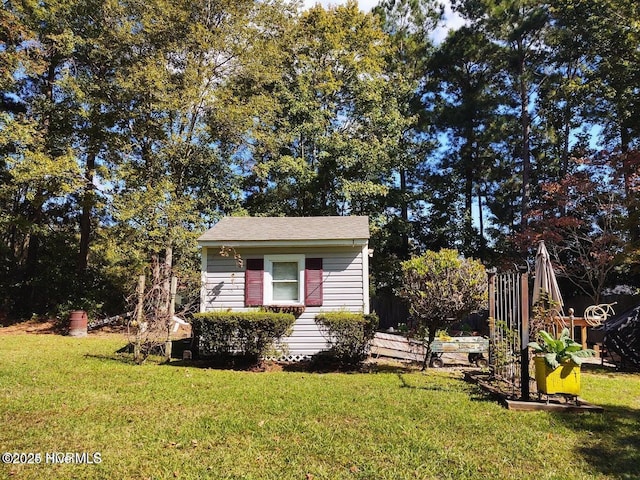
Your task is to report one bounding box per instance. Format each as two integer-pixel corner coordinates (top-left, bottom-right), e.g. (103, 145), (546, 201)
(432, 2), (467, 43)
(301, 0), (465, 43)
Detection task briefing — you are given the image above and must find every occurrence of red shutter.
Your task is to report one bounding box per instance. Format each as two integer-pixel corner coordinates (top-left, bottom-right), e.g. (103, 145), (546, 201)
(305, 258), (323, 306)
(245, 258), (264, 307)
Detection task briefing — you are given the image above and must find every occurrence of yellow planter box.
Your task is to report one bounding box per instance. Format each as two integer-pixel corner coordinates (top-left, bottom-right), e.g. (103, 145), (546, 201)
(534, 356), (581, 395)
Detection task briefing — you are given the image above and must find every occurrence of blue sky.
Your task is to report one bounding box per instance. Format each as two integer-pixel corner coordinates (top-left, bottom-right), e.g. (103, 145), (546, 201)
(302, 0), (465, 43)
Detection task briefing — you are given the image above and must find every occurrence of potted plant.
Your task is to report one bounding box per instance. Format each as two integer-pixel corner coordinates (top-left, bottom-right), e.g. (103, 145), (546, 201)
(528, 328), (595, 395)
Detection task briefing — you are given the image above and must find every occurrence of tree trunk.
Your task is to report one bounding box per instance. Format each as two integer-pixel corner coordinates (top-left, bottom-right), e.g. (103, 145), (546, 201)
(561, 102), (571, 178)
(22, 196), (43, 311)
(22, 54), (56, 311)
(77, 151), (96, 274)
(463, 127), (475, 235)
(464, 165), (474, 252)
(519, 50), (531, 232)
(134, 275), (146, 364)
(620, 126), (640, 242)
(477, 184), (484, 244)
(152, 252), (161, 313)
(421, 328), (437, 371)
(163, 243), (173, 316)
(400, 168), (410, 258)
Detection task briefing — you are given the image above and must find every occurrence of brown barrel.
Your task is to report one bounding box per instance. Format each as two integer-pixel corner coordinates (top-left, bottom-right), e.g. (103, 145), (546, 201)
(69, 310), (88, 337)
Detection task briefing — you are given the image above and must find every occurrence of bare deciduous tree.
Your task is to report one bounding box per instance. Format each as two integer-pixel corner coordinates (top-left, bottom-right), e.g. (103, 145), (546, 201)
(127, 257), (200, 364)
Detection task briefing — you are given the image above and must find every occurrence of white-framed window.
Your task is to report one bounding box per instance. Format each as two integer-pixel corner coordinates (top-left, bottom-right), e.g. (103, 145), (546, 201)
(264, 254), (305, 305)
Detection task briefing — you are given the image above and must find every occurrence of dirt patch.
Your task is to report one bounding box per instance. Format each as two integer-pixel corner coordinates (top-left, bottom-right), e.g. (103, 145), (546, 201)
(0, 318), (61, 335)
(90, 324), (129, 336)
(0, 318), (129, 337)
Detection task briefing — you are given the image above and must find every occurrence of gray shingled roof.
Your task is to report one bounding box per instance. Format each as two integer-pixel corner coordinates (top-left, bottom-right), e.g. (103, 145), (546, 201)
(198, 216), (369, 243)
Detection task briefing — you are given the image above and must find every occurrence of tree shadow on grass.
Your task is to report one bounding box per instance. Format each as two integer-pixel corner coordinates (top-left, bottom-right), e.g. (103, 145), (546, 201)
(164, 347), (417, 373)
(369, 362), (421, 374)
(522, 362), (640, 478)
(84, 337), (193, 366)
(395, 372), (482, 393)
(463, 363), (640, 477)
(165, 356), (276, 371)
(554, 404), (640, 479)
(464, 384), (507, 404)
(84, 353), (139, 365)
(164, 354), (376, 373)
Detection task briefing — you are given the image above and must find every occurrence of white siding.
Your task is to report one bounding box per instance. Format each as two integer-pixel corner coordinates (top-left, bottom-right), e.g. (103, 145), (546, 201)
(202, 246), (366, 358)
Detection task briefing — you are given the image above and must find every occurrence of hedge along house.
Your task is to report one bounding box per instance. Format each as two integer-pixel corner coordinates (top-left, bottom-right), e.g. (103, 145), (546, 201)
(198, 216), (370, 360)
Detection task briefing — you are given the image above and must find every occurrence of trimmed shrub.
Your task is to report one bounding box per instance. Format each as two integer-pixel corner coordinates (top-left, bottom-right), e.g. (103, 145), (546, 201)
(192, 311), (295, 363)
(315, 312), (379, 366)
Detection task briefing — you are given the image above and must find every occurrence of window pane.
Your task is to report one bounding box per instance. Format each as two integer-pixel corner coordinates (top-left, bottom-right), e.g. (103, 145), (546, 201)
(273, 262), (298, 281)
(273, 282), (299, 302)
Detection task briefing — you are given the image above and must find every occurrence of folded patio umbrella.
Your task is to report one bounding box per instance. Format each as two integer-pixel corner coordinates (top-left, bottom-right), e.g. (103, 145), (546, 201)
(532, 240), (564, 313)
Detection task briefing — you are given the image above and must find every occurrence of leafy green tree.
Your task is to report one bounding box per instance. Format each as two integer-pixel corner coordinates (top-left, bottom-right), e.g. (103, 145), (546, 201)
(104, 0), (277, 311)
(71, 0), (123, 277)
(0, 0), (87, 314)
(518, 0), (640, 288)
(0, 0), (288, 318)
(1, 0), (637, 323)
(454, 0), (550, 232)
(426, 25), (508, 255)
(532, 1), (592, 181)
(556, 0), (640, 240)
(399, 249), (487, 369)
(241, 2), (398, 217)
(374, 0), (442, 244)
(370, 0), (442, 295)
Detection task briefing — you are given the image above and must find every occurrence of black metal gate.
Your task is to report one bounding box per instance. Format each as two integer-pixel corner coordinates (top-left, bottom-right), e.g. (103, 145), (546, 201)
(488, 270), (530, 400)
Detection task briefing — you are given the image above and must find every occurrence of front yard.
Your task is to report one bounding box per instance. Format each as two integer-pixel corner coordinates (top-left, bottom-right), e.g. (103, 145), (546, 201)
(1, 333), (639, 479)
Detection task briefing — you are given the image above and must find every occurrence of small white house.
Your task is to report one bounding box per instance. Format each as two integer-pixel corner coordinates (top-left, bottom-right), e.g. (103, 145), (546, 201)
(198, 216), (370, 360)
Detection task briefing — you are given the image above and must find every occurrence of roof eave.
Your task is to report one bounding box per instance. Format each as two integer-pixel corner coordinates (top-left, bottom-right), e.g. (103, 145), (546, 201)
(198, 238), (369, 248)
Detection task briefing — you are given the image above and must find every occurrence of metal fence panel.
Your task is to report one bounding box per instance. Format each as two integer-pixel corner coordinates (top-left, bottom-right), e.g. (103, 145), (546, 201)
(488, 271), (530, 400)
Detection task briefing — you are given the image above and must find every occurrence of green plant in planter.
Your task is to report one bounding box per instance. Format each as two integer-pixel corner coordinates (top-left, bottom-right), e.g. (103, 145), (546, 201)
(528, 328), (597, 395)
(528, 328), (595, 369)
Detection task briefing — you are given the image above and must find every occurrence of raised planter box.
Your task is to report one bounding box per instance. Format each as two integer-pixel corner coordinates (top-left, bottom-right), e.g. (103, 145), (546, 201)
(534, 356), (581, 395)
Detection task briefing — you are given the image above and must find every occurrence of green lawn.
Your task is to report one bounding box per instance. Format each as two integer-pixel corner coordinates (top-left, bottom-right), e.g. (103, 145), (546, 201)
(1, 334), (639, 480)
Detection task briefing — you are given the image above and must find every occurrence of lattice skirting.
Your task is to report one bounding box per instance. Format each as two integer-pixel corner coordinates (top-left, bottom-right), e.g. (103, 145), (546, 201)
(266, 354), (311, 362)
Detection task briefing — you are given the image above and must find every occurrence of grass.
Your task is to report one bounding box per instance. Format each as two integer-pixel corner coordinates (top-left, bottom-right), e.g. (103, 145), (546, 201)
(0, 334), (639, 479)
